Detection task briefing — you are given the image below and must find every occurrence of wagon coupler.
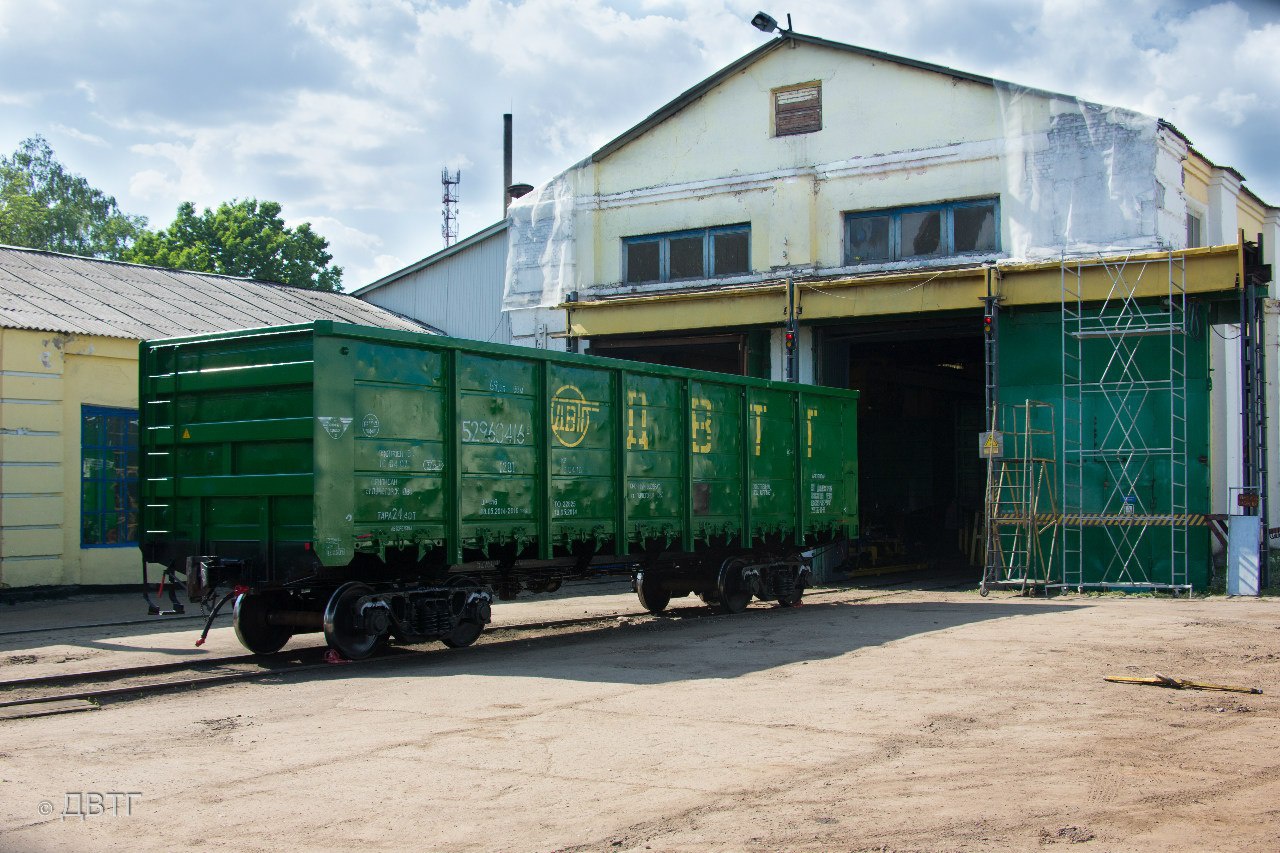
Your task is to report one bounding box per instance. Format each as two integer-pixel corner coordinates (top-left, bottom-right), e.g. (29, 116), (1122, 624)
(141, 557), (186, 616)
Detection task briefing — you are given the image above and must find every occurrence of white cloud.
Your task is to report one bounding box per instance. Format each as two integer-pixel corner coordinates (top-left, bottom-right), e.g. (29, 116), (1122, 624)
(298, 215), (385, 252)
(127, 138), (217, 204)
(51, 123), (107, 146)
(352, 253), (408, 288)
(119, 87), (424, 216)
(6, 0), (1278, 286)
(128, 168), (175, 201)
(288, 215), (396, 290)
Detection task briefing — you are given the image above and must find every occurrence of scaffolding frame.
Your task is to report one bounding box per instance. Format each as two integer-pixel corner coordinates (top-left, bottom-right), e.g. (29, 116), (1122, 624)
(1061, 251), (1191, 592)
(982, 400), (1060, 594)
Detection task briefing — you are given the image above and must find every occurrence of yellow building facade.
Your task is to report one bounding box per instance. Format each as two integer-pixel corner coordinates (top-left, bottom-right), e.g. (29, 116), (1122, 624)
(0, 328), (139, 586)
(0, 247), (428, 590)
(503, 37), (1277, 342)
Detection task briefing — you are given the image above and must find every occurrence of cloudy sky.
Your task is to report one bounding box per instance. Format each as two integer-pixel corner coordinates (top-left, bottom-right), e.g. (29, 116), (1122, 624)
(2, 0), (1278, 289)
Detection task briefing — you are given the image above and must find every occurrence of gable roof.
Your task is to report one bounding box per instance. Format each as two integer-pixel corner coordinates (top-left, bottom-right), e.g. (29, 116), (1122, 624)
(0, 245), (430, 340)
(586, 31), (1060, 165)
(353, 220), (508, 297)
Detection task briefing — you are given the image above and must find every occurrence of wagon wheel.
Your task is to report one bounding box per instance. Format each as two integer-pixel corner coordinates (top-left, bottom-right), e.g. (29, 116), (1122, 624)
(777, 585), (804, 607)
(716, 558), (753, 614)
(323, 582), (387, 660)
(634, 569), (671, 614)
(777, 568), (805, 608)
(441, 576), (486, 648)
(232, 592), (292, 655)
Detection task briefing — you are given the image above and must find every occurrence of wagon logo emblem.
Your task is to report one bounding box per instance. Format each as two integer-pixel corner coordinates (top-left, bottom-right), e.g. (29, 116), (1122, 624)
(318, 416), (353, 440)
(550, 385), (600, 448)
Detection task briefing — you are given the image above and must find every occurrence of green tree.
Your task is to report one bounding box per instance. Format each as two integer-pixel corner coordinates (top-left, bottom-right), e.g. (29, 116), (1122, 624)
(126, 199), (343, 291)
(0, 135), (147, 258)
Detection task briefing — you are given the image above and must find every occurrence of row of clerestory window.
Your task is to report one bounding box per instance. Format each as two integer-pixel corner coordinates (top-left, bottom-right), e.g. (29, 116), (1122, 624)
(623, 198), (1000, 284)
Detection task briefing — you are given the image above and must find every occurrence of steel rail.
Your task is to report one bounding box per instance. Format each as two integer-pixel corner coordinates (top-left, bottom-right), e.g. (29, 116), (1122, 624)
(0, 578), (973, 714)
(0, 612), (218, 639)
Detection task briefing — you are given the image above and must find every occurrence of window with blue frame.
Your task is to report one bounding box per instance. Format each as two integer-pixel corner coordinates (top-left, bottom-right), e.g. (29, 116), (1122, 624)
(844, 198), (999, 265)
(624, 225), (750, 284)
(81, 405), (140, 547)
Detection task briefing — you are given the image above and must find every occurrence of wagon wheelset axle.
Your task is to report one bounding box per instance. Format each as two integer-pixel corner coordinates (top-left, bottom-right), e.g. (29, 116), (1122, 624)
(440, 576), (490, 649)
(716, 557), (755, 614)
(634, 568), (672, 614)
(322, 582), (390, 660)
(233, 592), (293, 655)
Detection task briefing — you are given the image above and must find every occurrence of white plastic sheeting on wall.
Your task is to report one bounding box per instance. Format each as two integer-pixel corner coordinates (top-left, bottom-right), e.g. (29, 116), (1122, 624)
(995, 85), (1175, 259)
(503, 172), (578, 311)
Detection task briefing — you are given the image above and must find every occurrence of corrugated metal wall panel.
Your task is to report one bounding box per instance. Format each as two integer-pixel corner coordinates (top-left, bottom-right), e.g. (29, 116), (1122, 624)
(361, 231), (511, 343)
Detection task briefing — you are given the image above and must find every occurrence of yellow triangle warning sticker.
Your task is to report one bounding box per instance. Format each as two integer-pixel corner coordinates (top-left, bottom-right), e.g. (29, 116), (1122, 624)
(983, 435), (998, 452)
(182, 428), (191, 439)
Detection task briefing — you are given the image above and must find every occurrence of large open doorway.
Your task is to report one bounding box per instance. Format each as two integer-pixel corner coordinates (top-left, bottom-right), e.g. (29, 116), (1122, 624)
(587, 331), (772, 377)
(820, 317), (985, 584)
(587, 333), (746, 374)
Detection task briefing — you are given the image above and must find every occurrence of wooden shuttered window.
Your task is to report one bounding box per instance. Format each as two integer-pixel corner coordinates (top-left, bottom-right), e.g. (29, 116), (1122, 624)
(774, 83), (821, 136)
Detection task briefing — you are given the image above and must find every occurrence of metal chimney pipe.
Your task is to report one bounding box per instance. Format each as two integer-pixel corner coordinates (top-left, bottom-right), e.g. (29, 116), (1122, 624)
(503, 113), (513, 216)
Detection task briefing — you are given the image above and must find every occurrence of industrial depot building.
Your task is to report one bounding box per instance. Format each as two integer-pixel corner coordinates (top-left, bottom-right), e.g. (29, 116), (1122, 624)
(359, 31), (1279, 593)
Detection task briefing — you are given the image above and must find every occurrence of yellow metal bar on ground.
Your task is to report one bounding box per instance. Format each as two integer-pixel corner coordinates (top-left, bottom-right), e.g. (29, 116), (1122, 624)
(1104, 675), (1263, 694)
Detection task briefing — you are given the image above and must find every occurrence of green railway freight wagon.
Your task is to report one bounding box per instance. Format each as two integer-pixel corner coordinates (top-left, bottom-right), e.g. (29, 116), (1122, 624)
(139, 322), (859, 658)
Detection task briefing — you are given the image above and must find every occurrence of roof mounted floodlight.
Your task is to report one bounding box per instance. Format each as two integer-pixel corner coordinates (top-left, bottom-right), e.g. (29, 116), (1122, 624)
(750, 11), (792, 34)
(750, 11), (778, 32)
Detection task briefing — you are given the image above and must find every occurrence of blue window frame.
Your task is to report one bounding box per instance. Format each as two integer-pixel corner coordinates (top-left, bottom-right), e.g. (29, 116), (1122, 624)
(624, 224), (750, 284)
(81, 405), (140, 548)
(844, 198), (999, 265)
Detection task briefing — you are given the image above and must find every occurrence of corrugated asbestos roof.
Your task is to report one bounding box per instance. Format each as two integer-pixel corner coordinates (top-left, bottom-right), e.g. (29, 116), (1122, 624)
(0, 245), (431, 340)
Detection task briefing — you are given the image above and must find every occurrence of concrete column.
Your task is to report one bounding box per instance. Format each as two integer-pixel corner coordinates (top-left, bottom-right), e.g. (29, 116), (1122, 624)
(1204, 170), (1242, 246)
(1262, 210), (1280, 300)
(1211, 324), (1244, 521)
(1266, 300), (1280, 542)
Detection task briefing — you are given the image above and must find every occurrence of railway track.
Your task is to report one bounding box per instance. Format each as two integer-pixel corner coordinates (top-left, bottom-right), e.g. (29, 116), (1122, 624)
(0, 611), (216, 640)
(0, 608), (701, 719)
(0, 577), (632, 639)
(0, 579), (974, 720)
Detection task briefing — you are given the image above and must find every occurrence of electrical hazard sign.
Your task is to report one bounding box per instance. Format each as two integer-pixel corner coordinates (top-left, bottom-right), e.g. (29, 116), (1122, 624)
(978, 431), (1003, 459)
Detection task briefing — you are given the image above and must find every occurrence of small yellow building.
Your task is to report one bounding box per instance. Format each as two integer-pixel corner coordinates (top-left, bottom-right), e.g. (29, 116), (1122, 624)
(0, 246), (427, 590)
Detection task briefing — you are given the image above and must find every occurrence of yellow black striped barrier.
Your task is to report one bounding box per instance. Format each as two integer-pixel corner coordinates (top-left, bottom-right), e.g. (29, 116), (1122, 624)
(992, 513), (1209, 526)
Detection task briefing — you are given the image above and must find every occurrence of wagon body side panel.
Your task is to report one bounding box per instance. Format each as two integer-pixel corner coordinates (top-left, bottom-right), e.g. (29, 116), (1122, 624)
(341, 333), (449, 569)
(141, 327), (319, 586)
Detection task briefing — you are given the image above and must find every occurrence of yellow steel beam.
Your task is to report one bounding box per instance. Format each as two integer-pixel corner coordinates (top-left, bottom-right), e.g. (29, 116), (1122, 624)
(566, 244), (1241, 337)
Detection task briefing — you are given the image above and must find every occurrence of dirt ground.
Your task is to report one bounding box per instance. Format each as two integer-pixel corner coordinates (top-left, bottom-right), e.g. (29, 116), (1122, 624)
(1, 583), (1277, 852)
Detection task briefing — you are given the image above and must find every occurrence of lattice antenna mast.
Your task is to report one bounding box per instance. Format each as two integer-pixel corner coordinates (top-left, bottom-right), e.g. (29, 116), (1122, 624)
(441, 168), (460, 247)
